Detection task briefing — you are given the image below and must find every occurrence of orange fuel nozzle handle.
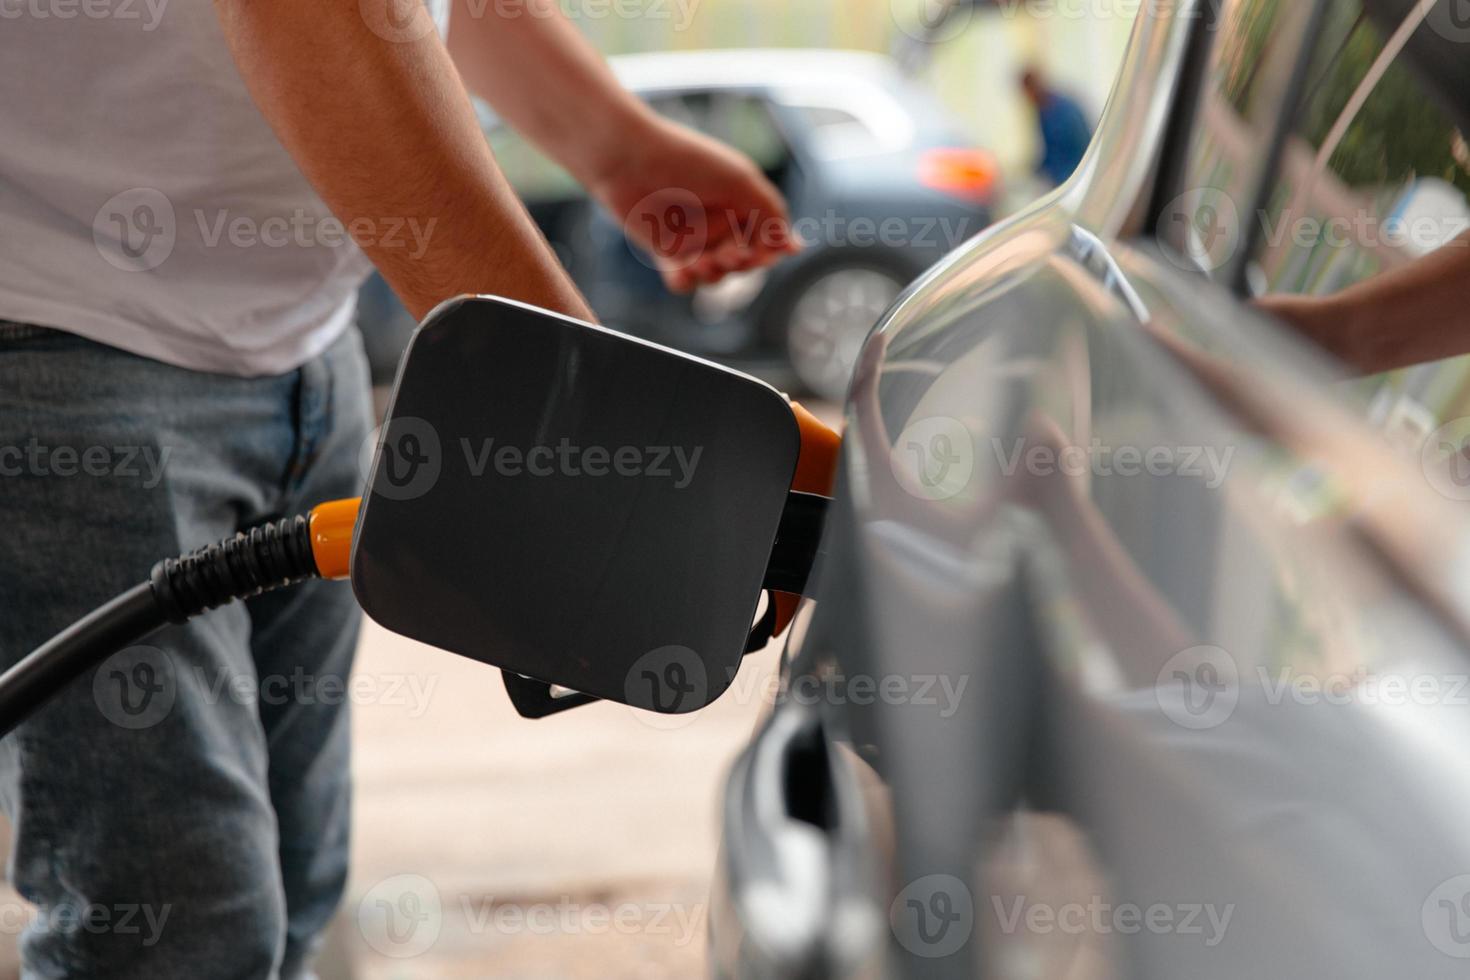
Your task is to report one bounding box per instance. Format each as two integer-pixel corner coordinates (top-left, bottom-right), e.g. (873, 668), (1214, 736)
(308, 497), (360, 581)
(771, 401), (841, 635)
(788, 401), (842, 498)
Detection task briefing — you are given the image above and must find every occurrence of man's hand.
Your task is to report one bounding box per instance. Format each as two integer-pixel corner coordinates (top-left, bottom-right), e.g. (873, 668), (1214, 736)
(585, 116), (800, 293)
(1254, 293), (1364, 369)
(1254, 232), (1470, 376)
(447, 0), (797, 295)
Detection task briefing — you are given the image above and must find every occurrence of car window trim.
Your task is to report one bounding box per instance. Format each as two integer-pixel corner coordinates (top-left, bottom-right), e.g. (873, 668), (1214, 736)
(1142, 0), (1227, 254)
(1230, 0), (1332, 297)
(1145, 0), (1329, 294)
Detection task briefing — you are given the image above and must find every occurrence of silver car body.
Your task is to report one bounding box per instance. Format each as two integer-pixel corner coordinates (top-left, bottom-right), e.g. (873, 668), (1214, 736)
(712, 1), (1470, 977)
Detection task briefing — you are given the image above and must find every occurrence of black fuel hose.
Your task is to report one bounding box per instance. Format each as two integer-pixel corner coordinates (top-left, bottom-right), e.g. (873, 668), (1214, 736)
(0, 514), (322, 738)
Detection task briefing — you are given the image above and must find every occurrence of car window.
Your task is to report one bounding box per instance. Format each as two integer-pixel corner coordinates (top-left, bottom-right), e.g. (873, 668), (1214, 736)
(477, 90), (793, 200)
(1247, 3), (1470, 298)
(785, 103), (884, 159)
(1246, 1), (1470, 446)
(645, 91), (791, 173)
(1161, 0), (1319, 275)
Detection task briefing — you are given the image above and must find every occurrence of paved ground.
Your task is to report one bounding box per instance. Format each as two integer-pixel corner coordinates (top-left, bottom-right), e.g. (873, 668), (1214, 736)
(0, 620), (782, 980)
(343, 618), (785, 979)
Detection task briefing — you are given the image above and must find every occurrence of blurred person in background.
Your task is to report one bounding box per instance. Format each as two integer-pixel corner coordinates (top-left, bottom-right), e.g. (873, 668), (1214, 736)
(1020, 66), (1095, 187)
(0, 0), (794, 976)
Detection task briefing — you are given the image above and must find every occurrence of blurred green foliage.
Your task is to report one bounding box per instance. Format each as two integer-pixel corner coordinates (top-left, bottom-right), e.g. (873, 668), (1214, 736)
(1221, 0), (1282, 114)
(1296, 2), (1470, 196)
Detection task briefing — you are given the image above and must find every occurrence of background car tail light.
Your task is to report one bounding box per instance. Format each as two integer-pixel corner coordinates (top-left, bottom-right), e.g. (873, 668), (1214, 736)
(918, 147), (999, 203)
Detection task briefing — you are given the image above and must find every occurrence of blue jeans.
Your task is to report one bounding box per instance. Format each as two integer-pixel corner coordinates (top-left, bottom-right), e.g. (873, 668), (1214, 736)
(0, 323), (372, 978)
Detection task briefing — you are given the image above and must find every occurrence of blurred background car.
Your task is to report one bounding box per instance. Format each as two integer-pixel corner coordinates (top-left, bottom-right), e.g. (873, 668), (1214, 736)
(357, 49), (998, 400)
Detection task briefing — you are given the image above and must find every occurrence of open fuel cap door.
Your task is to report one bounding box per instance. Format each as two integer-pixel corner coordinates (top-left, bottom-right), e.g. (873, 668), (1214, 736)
(352, 296), (804, 714)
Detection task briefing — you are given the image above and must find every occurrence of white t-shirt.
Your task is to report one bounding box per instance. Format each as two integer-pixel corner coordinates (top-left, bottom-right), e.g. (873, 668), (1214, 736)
(0, 0), (449, 376)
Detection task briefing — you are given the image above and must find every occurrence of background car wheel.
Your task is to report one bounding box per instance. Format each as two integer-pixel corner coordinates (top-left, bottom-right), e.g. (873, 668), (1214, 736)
(779, 261), (908, 401)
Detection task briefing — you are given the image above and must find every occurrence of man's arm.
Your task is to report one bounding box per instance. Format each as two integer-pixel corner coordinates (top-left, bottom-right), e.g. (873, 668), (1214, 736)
(445, 0), (645, 187)
(1258, 232), (1470, 374)
(214, 0), (594, 322)
(447, 0), (798, 292)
